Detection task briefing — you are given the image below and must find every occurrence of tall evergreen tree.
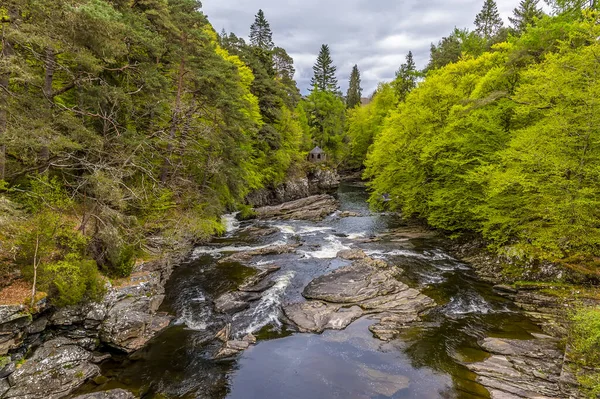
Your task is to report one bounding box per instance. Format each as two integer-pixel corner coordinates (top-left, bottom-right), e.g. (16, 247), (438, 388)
(310, 44), (339, 93)
(394, 51), (418, 101)
(474, 0), (504, 39)
(509, 0), (545, 34)
(346, 65), (362, 109)
(249, 9), (274, 50)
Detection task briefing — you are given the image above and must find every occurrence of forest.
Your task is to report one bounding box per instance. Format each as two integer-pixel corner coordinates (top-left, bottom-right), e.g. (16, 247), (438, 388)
(1, 0), (600, 395)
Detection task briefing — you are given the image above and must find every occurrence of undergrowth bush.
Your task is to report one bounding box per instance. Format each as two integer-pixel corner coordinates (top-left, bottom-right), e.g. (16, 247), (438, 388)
(570, 306), (600, 398)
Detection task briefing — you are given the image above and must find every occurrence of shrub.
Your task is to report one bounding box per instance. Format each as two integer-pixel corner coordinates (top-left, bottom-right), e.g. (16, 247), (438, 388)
(570, 306), (600, 398)
(41, 255), (106, 307)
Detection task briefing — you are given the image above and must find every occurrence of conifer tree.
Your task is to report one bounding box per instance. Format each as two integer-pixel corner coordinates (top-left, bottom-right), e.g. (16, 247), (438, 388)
(394, 51), (418, 101)
(474, 0), (504, 39)
(346, 65), (362, 109)
(250, 9), (274, 50)
(509, 0), (544, 34)
(310, 44), (339, 93)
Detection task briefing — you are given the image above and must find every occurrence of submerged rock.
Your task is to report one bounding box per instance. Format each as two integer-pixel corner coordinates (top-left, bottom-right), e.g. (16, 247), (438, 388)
(214, 333), (257, 359)
(284, 250), (434, 339)
(255, 194), (338, 221)
(4, 338), (100, 399)
(72, 389), (136, 399)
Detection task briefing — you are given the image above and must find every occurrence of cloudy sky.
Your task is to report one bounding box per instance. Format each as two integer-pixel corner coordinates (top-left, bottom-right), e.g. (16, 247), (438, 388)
(202, 0), (526, 95)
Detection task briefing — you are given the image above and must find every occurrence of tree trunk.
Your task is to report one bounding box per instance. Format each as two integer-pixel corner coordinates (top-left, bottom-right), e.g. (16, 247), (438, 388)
(30, 234), (40, 309)
(160, 55), (186, 183)
(39, 47), (55, 167)
(0, 5), (18, 181)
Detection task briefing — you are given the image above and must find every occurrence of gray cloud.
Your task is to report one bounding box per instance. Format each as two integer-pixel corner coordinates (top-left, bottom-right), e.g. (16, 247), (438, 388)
(201, 0), (526, 95)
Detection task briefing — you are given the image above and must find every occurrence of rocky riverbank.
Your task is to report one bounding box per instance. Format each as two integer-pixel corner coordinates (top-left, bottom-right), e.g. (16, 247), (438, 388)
(0, 252), (183, 399)
(246, 167), (340, 207)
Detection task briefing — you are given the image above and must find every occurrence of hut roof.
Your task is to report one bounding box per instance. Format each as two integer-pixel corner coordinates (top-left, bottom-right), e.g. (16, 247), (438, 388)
(310, 146), (325, 154)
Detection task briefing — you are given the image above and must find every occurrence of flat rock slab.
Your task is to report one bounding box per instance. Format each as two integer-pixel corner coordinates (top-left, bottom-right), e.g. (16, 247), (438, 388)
(255, 194), (338, 221)
(218, 245), (298, 264)
(214, 291), (262, 314)
(284, 250), (435, 339)
(466, 336), (572, 399)
(284, 302), (363, 333)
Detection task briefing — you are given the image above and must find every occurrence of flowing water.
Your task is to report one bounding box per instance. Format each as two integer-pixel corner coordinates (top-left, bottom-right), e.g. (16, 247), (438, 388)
(82, 183), (543, 399)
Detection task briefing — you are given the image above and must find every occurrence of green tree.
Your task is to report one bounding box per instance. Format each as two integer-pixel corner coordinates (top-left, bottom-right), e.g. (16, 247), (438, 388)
(249, 9), (274, 50)
(474, 0), (504, 39)
(303, 89), (346, 161)
(394, 51), (419, 101)
(509, 0), (545, 33)
(346, 64), (362, 109)
(310, 44), (339, 93)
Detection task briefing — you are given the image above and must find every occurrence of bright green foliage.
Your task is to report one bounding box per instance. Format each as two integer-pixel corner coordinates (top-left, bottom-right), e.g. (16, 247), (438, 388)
(570, 307), (600, 397)
(509, 0), (545, 34)
(302, 89), (347, 162)
(426, 28), (487, 71)
(347, 83), (397, 169)
(474, 0), (504, 39)
(41, 255), (105, 307)
(346, 65), (362, 109)
(361, 12), (600, 266)
(250, 9), (274, 50)
(310, 44), (339, 94)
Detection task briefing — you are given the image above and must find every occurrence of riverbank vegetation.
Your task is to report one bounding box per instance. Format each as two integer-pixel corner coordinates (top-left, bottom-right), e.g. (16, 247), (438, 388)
(0, 1), (323, 307)
(348, 2), (600, 282)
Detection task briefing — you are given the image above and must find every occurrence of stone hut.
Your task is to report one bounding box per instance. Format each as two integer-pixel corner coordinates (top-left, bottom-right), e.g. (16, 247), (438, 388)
(308, 146), (326, 163)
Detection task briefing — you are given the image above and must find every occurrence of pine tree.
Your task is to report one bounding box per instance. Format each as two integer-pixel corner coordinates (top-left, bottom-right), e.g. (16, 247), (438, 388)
(346, 65), (362, 109)
(310, 44), (339, 93)
(249, 9), (274, 50)
(474, 0), (504, 39)
(509, 0), (545, 34)
(394, 51), (418, 101)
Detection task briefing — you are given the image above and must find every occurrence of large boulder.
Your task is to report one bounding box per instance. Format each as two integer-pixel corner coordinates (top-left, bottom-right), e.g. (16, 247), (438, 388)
(284, 250), (435, 339)
(4, 338), (100, 399)
(255, 195), (338, 221)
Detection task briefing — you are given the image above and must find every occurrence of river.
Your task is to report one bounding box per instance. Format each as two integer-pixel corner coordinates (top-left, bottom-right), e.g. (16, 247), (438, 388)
(83, 182), (543, 399)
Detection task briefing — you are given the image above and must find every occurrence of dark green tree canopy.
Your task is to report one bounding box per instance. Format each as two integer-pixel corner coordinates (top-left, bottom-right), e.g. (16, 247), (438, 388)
(310, 44), (339, 93)
(346, 65), (362, 109)
(394, 51), (419, 101)
(250, 9), (274, 50)
(509, 0), (545, 33)
(474, 0), (504, 39)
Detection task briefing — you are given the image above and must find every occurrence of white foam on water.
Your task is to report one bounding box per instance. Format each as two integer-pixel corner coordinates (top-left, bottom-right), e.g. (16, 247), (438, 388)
(222, 212), (241, 234)
(175, 289), (213, 331)
(444, 293), (493, 316)
(347, 232), (367, 240)
(300, 235), (351, 259)
(241, 271), (296, 335)
(273, 224), (334, 236)
(191, 240), (288, 258)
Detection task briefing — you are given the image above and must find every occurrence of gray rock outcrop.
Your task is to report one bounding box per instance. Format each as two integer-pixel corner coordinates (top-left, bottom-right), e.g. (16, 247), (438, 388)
(284, 251), (435, 338)
(255, 195), (338, 221)
(71, 389), (136, 399)
(3, 338), (100, 399)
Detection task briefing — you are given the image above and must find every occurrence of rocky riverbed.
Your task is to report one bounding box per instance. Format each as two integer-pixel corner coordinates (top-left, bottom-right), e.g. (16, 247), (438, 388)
(0, 182), (587, 399)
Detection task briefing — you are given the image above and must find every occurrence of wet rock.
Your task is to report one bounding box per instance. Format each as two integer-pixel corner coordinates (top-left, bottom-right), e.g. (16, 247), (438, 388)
(214, 291), (262, 314)
(214, 333), (258, 359)
(465, 336), (572, 399)
(238, 225), (279, 237)
(4, 337), (100, 399)
(238, 264), (282, 289)
(25, 316), (48, 334)
(0, 361), (15, 379)
(0, 378), (9, 397)
(218, 246), (297, 264)
(338, 211), (361, 218)
(358, 366), (410, 397)
(303, 262), (404, 303)
(337, 249), (367, 260)
(285, 254), (434, 339)
(215, 323), (231, 342)
(71, 389), (136, 399)
(255, 194), (338, 221)
(284, 302), (363, 333)
(239, 278), (275, 293)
